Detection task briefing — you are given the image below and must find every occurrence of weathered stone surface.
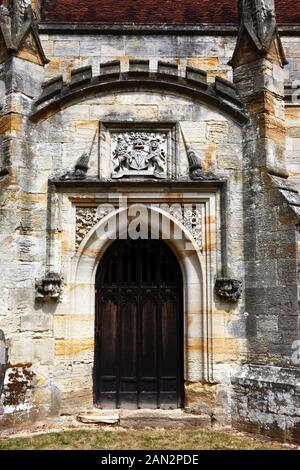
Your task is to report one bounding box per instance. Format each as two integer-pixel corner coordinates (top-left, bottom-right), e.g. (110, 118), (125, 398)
(77, 410), (119, 424)
(119, 409), (211, 429)
(232, 365), (300, 442)
(227, 0), (300, 444)
(0, 1), (48, 66)
(0, 0), (298, 445)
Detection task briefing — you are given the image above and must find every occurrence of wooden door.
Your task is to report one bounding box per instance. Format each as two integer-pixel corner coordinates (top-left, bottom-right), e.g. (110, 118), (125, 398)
(94, 238), (183, 409)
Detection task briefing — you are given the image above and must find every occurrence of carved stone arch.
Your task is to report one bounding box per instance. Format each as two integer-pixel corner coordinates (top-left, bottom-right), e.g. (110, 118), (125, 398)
(70, 203), (214, 388)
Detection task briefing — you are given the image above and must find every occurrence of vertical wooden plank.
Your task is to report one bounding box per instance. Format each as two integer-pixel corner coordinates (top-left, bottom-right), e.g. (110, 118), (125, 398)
(140, 295), (158, 408)
(99, 298), (118, 408)
(120, 298), (138, 408)
(160, 296), (178, 408)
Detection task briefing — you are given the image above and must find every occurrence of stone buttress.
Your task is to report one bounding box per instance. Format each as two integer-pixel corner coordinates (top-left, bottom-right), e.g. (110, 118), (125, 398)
(229, 0), (300, 441)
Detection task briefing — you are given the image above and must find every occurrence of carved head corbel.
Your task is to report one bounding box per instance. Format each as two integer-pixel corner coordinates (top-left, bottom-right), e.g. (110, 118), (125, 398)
(215, 278), (243, 302)
(35, 271), (64, 302)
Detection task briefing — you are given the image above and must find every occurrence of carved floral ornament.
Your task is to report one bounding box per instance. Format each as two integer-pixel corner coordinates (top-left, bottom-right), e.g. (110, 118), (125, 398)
(168, 205), (203, 249)
(75, 205), (203, 251)
(75, 207), (112, 249)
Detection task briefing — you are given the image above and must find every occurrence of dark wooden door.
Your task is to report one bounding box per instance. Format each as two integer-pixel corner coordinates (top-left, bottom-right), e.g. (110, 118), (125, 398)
(94, 238), (183, 409)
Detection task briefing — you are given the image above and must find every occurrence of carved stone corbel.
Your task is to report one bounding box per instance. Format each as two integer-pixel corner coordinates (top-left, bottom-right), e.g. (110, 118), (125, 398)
(215, 278), (243, 302)
(35, 271), (64, 302)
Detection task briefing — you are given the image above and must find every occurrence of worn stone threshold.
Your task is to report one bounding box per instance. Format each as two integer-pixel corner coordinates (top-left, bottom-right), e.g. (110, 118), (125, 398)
(77, 409), (211, 428)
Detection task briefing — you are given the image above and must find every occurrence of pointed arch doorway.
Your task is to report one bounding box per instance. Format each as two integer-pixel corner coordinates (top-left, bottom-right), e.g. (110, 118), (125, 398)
(94, 237), (184, 409)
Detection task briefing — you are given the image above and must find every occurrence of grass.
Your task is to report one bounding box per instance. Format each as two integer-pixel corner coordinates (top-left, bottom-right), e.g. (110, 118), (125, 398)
(0, 428), (291, 451)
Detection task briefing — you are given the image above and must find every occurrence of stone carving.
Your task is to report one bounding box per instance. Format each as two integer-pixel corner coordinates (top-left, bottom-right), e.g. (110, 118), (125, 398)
(242, 0), (276, 46)
(35, 272), (64, 302)
(76, 208), (101, 249)
(60, 153), (90, 180)
(75, 204), (202, 250)
(181, 128), (218, 181)
(0, 1), (48, 64)
(215, 278), (243, 302)
(0, 330), (8, 399)
(0, 0), (31, 34)
(76, 207), (112, 249)
(184, 207), (203, 248)
(186, 147), (204, 180)
(60, 130), (97, 181)
(169, 205), (203, 249)
(0, 4), (11, 30)
(111, 131), (167, 179)
(12, 0), (31, 32)
(230, 0), (287, 65)
(73, 152), (90, 179)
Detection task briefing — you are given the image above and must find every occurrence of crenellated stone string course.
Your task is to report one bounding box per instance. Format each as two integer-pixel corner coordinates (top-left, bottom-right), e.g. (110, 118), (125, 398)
(31, 60), (246, 122)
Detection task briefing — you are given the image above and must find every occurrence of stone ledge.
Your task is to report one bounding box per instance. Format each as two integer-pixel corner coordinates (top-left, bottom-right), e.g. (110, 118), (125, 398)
(232, 364), (300, 387)
(38, 22), (239, 36)
(37, 23), (300, 36)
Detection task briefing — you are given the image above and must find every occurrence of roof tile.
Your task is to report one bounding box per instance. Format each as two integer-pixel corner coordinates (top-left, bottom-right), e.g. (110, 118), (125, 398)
(39, 1), (300, 25)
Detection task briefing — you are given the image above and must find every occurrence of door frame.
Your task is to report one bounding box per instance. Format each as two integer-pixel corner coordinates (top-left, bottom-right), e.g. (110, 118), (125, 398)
(94, 238), (184, 409)
(53, 185), (221, 411)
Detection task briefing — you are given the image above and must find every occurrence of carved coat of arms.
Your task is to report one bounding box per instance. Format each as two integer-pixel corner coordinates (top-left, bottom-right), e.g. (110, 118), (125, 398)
(111, 132), (167, 179)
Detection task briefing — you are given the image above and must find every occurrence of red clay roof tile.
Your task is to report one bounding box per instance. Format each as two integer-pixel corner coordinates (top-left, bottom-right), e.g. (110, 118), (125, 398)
(39, 0), (300, 25)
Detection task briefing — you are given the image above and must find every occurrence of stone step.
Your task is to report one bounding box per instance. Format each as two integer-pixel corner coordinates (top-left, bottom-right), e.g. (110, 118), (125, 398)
(77, 410), (120, 425)
(77, 409), (211, 428)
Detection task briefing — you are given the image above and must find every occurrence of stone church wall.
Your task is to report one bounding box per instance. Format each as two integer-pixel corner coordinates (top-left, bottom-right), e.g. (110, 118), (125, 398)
(0, 30), (248, 427)
(0, 1), (299, 442)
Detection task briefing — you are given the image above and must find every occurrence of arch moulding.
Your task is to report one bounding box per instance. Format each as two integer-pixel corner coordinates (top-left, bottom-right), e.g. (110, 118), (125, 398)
(51, 187), (221, 409)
